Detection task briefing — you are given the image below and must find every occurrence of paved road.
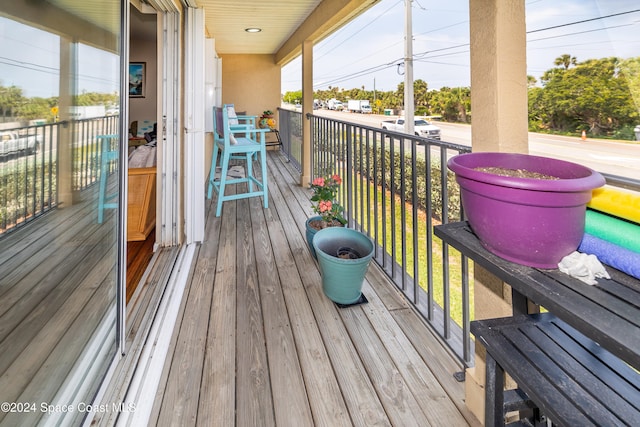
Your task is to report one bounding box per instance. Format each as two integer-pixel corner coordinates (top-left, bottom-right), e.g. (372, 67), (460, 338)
(315, 109), (640, 181)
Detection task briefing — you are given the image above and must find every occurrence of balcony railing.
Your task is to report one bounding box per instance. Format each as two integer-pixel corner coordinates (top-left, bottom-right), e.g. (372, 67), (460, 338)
(278, 108), (640, 366)
(277, 108), (303, 170)
(1, 122), (57, 234)
(311, 113), (475, 363)
(0, 116), (118, 237)
(277, 108), (474, 363)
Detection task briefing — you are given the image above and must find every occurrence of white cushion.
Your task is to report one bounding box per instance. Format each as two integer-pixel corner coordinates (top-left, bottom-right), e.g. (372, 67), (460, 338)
(225, 105), (239, 125)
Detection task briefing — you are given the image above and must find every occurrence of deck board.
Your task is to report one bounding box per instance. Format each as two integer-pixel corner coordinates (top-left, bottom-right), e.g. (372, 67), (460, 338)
(257, 189), (352, 427)
(235, 195), (276, 427)
(152, 151), (477, 426)
(193, 186), (237, 427)
(266, 156), (389, 426)
(248, 196), (314, 426)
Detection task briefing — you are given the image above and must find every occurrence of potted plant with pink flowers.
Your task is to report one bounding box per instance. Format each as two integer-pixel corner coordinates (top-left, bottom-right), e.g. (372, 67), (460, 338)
(305, 175), (347, 258)
(305, 174), (375, 305)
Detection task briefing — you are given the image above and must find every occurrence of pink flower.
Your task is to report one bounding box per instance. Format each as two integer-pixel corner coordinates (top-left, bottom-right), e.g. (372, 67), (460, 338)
(319, 200), (332, 212)
(310, 174), (346, 225)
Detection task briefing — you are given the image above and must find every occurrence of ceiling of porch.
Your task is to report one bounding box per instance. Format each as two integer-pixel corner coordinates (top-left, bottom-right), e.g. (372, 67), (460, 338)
(189, 0), (380, 64)
(4, 0), (379, 65)
(198, 0), (322, 54)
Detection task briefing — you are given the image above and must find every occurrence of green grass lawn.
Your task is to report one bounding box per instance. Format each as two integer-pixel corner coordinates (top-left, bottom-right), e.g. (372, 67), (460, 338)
(351, 180), (474, 327)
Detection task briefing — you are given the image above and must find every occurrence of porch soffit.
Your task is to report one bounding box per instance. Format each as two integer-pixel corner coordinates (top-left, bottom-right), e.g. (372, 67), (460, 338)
(3, 0), (379, 66)
(197, 0), (379, 66)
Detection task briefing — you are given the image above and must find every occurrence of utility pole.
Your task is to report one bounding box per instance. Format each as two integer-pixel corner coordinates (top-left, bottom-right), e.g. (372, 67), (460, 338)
(373, 77), (377, 113)
(404, 0), (414, 135)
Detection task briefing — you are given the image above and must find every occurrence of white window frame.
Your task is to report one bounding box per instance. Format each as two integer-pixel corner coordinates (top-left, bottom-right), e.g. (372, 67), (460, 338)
(183, 7), (205, 243)
(158, 10), (181, 246)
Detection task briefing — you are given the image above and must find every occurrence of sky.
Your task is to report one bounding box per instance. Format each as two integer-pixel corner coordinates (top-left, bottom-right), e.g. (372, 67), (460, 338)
(0, 17), (120, 98)
(2, 1), (638, 98)
(280, 0), (640, 94)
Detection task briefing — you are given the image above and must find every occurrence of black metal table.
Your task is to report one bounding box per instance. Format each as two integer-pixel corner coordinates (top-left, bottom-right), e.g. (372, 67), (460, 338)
(265, 128), (282, 148)
(434, 221), (640, 370)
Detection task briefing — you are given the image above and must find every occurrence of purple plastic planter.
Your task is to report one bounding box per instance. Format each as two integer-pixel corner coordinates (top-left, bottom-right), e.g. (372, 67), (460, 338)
(448, 152), (605, 268)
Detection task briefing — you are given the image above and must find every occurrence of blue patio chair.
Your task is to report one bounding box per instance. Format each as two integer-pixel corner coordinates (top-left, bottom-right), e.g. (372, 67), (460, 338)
(207, 106), (270, 217)
(97, 134), (119, 223)
(225, 104), (257, 132)
(211, 105), (259, 157)
(218, 105), (259, 160)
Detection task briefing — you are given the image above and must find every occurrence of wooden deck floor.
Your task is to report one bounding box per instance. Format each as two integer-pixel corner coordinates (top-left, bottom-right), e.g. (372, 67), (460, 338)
(149, 152), (479, 426)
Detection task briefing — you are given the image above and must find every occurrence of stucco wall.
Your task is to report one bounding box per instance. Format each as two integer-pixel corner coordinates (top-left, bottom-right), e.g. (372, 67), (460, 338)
(220, 54), (281, 118)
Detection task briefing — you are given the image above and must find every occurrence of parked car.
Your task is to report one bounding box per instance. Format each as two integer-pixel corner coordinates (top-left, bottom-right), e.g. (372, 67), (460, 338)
(380, 117), (441, 140)
(0, 131), (42, 157)
(106, 106), (120, 116)
(327, 99), (344, 111)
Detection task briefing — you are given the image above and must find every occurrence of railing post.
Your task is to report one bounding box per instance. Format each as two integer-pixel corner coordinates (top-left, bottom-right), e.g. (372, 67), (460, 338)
(345, 123), (353, 228)
(441, 148), (450, 339)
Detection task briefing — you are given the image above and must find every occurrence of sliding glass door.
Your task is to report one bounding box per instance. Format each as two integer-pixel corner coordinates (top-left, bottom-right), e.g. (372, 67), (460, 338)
(0, 1), (123, 425)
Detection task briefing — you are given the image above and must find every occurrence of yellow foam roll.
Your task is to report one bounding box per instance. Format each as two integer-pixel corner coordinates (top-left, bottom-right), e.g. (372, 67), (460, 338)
(588, 187), (640, 224)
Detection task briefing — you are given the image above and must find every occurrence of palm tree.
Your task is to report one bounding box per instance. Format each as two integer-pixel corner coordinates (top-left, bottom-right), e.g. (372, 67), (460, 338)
(554, 54), (577, 70)
(413, 79), (429, 113)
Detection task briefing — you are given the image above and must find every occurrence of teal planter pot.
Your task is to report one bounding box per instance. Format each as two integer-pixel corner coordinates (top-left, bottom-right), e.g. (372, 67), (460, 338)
(313, 227), (375, 305)
(305, 216), (323, 259)
(305, 216), (345, 259)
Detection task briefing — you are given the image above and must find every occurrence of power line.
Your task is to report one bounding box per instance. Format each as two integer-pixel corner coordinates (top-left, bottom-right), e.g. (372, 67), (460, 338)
(314, 0), (402, 61)
(302, 6), (640, 90)
(414, 20), (468, 37)
(528, 23), (636, 43)
(314, 61), (400, 89)
(0, 56), (59, 74)
(527, 8), (640, 33)
(413, 21), (639, 62)
(413, 11), (640, 60)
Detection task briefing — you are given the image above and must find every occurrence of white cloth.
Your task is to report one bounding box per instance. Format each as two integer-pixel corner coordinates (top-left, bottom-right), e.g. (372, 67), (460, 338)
(558, 251), (610, 285)
(128, 145), (156, 168)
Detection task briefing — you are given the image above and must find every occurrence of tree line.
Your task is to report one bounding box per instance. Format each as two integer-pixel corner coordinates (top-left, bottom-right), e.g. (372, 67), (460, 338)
(0, 86), (118, 124)
(2, 55), (638, 139)
(283, 55), (640, 140)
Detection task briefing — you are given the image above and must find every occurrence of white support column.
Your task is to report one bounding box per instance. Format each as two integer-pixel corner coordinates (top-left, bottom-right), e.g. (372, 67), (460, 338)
(300, 40), (313, 188)
(58, 37), (75, 208)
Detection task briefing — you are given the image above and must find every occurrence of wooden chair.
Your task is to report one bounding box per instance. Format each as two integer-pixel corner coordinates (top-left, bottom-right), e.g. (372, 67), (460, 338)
(207, 106), (269, 217)
(97, 134), (119, 223)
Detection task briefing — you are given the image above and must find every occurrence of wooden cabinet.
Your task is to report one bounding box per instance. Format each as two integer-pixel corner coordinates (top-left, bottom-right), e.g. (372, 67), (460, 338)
(127, 167), (156, 241)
